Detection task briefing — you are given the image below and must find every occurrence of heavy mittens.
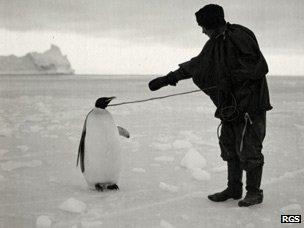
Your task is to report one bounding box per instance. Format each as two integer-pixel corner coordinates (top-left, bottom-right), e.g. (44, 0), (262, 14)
(149, 72), (177, 91)
(148, 76), (170, 91)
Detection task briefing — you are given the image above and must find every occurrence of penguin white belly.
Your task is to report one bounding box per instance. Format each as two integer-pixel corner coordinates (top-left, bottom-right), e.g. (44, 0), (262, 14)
(83, 109), (121, 188)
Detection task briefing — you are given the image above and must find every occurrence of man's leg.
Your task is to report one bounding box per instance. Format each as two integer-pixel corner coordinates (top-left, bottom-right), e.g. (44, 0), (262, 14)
(237, 112), (266, 207)
(208, 122), (243, 202)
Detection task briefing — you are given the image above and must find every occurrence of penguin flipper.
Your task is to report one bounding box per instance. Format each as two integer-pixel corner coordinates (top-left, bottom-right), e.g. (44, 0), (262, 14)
(117, 126), (130, 138)
(77, 115), (89, 173)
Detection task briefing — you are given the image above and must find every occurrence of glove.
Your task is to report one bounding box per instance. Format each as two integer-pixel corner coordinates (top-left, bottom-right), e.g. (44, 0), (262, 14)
(148, 76), (170, 91)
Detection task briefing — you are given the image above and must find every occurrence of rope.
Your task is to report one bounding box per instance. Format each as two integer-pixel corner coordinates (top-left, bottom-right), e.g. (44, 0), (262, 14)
(108, 87), (216, 107)
(239, 112), (253, 152)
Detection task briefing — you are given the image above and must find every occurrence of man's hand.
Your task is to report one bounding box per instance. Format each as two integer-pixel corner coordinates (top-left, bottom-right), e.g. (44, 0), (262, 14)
(148, 76), (170, 91)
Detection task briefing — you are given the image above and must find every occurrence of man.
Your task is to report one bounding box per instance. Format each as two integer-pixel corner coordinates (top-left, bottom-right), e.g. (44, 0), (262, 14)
(148, 4), (272, 207)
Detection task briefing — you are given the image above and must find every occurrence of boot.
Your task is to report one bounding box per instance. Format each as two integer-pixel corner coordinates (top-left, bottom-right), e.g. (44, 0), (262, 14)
(238, 166), (263, 207)
(208, 159), (243, 202)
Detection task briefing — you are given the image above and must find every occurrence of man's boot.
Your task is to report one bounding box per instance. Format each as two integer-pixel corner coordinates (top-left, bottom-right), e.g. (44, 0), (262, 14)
(208, 160), (243, 202)
(238, 166), (263, 207)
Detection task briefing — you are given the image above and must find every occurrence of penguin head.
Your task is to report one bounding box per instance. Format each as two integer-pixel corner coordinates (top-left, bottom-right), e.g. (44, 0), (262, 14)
(95, 97), (116, 109)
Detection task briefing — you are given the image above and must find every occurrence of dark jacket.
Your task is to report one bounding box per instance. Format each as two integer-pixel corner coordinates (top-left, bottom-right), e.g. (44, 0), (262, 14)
(168, 23), (272, 121)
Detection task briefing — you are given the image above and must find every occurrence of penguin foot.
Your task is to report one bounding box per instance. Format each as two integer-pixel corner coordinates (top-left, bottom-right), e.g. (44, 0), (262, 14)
(95, 184), (105, 192)
(107, 184), (119, 191)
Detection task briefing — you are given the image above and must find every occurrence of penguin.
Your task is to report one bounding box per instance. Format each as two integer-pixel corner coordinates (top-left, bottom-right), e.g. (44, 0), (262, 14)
(77, 97), (129, 191)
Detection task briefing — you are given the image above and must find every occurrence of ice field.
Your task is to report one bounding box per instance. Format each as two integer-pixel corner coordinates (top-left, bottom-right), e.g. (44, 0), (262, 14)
(0, 75), (303, 227)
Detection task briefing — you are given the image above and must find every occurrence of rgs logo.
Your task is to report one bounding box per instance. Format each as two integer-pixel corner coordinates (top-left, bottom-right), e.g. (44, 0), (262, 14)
(281, 215), (301, 223)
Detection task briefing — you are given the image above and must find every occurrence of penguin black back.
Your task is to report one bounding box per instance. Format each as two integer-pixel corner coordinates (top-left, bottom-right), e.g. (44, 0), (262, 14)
(95, 97), (116, 109)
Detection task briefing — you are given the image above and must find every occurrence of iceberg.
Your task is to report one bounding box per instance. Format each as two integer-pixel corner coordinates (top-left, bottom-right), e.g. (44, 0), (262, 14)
(0, 44), (74, 75)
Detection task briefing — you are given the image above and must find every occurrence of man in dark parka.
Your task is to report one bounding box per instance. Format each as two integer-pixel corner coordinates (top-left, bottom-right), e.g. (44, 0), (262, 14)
(148, 4), (272, 207)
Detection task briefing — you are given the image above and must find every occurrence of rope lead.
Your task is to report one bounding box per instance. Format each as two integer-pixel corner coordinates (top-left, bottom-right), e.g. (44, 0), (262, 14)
(108, 87), (216, 107)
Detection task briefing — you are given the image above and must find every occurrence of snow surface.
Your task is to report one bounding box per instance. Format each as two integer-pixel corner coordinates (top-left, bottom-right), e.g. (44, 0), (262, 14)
(0, 75), (303, 227)
(280, 204), (302, 214)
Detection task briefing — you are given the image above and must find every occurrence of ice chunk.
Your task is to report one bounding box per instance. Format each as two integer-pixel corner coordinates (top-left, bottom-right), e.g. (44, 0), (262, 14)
(211, 165), (226, 173)
(17, 145), (29, 152)
(0, 175), (5, 181)
(26, 115), (43, 122)
(179, 131), (204, 145)
(280, 204), (302, 213)
(0, 149), (9, 156)
(81, 220), (103, 227)
(180, 149), (206, 170)
(154, 156), (175, 162)
(132, 168), (146, 173)
(160, 219), (175, 228)
(245, 223), (255, 228)
(159, 182), (179, 193)
(150, 163), (161, 167)
(172, 140), (192, 149)
(59, 198), (87, 213)
(1, 160), (42, 171)
(30, 125), (43, 133)
(191, 169), (211, 181)
(181, 214), (189, 220)
(151, 142), (172, 151)
(36, 215), (52, 227)
(0, 128), (13, 137)
(174, 166), (181, 171)
(294, 124), (304, 130)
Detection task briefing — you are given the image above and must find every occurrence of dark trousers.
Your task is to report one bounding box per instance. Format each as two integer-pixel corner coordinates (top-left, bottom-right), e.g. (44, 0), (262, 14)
(219, 112), (266, 171)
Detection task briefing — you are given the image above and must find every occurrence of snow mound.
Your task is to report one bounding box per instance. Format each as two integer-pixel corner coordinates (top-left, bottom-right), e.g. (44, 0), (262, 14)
(191, 169), (211, 181)
(172, 140), (192, 149)
(154, 156), (175, 162)
(1, 160), (42, 171)
(160, 219), (175, 228)
(180, 149), (206, 170)
(36, 215), (52, 227)
(159, 182), (179, 193)
(81, 220), (103, 227)
(59, 198), (87, 213)
(280, 204), (302, 213)
(132, 168), (146, 173)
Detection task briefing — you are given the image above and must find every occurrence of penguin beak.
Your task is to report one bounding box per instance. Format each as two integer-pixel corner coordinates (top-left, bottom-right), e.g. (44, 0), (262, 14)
(106, 97), (116, 102)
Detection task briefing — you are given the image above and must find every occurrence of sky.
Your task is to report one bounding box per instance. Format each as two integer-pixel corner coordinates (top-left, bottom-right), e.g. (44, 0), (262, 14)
(0, 0), (303, 75)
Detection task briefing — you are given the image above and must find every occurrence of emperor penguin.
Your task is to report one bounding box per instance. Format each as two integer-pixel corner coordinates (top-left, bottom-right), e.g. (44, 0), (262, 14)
(77, 97), (129, 191)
